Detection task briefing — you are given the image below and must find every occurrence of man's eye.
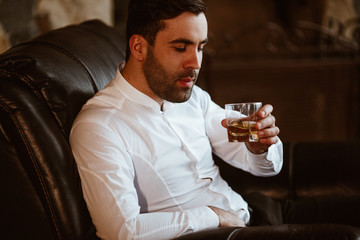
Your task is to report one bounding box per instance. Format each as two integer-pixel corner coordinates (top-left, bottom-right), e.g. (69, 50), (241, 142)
(175, 47), (186, 52)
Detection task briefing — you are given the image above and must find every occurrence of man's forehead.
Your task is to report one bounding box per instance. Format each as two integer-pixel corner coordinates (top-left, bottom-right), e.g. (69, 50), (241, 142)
(157, 12), (208, 43)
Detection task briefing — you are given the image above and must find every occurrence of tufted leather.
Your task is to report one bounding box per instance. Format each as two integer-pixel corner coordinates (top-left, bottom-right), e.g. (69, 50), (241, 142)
(0, 20), (125, 240)
(1, 20), (360, 240)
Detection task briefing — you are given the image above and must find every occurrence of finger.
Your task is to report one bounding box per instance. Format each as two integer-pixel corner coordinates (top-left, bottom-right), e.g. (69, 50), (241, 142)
(257, 104), (273, 119)
(258, 126), (280, 139)
(259, 136), (279, 145)
(237, 219), (246, 227)
(256, 114), (276, 130)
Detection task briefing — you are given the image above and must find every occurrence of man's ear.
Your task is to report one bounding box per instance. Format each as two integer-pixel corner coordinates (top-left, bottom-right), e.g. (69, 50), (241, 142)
(129, 34), (148, 62)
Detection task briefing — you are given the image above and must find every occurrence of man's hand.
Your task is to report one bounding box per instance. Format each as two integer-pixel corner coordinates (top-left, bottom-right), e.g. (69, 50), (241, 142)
(208, 206), (245, 227)
(222, 104), (280, 154)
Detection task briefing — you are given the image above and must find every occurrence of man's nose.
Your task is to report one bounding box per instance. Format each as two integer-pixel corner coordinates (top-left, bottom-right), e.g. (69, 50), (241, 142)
(184, 50), (202, 70)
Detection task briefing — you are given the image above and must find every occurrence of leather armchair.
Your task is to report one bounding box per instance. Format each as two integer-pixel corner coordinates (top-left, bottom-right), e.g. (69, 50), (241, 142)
(1, 20), (359, 240)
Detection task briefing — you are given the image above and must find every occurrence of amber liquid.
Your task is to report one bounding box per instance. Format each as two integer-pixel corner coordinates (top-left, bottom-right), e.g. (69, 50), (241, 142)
(227, 119), (259, 142)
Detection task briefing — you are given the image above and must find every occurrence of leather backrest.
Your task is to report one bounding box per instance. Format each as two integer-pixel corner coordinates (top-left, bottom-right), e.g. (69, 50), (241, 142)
(292, 140), (360, 199)
(0, 20), (125, 240)
(216, 140), (360, 204)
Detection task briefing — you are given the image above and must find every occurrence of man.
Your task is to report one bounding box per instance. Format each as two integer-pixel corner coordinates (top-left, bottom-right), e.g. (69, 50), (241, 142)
(69, 0), (283, 239)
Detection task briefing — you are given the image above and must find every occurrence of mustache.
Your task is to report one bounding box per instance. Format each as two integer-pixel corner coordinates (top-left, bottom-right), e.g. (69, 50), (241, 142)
(178, 69), (198, 79)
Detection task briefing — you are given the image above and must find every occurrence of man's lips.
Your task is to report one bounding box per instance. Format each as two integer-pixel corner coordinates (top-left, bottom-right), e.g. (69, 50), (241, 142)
(177, 77), (194, 88)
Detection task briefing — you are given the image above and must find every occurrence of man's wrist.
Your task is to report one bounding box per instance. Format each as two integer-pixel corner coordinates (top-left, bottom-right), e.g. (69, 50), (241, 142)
(245, 142), (268, 154)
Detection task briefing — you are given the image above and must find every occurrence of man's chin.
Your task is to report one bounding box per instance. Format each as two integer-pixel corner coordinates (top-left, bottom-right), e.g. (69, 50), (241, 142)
(166, 89), (193, 103)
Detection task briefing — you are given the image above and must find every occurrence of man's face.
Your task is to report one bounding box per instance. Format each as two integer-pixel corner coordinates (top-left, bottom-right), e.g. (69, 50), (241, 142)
(143, 12), (208, 103)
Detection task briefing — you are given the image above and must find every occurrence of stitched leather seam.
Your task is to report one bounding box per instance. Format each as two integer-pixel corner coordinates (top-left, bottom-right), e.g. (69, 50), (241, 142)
(226, 228), (243, 240)
(0, 65), (43, 100)
(2, 41), (96, 137)
(18, 40), (98, 92)
(0, 104), (62, 240)
(0, 59), (66, 138)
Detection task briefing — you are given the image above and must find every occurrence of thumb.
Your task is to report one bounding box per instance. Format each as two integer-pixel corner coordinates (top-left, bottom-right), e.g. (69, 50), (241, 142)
(221, 119), (227, 128)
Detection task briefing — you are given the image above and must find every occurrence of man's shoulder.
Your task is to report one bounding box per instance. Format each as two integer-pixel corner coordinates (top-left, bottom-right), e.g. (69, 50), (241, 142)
(71, 88), (128, 133)
(70, 98), (131, 147)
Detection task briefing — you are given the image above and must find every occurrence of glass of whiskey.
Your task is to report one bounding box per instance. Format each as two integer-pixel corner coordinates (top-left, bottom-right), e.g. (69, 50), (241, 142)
(225, 102), (262, 142)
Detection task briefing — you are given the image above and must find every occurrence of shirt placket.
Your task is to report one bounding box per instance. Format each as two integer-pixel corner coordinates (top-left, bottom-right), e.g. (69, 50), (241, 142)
(161, 111), (201, 179)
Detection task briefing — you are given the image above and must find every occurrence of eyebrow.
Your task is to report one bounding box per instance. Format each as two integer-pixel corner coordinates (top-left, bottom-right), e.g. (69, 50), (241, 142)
(168, 38), (208, 45)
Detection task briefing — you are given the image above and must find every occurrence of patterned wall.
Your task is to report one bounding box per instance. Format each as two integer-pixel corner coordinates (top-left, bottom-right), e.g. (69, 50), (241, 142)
(1, 0), (359, 55)
(0, 0), (113, 53)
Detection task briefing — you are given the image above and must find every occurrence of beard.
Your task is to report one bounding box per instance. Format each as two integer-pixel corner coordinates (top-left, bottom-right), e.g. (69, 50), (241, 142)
(143, 47), (198, 103)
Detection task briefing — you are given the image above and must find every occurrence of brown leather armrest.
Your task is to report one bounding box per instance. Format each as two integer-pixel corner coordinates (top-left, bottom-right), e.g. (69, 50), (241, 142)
(173, 224), (360, 240)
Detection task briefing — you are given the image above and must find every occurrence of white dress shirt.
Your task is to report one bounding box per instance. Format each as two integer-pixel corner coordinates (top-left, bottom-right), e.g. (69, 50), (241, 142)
(70, 64), (283, 240)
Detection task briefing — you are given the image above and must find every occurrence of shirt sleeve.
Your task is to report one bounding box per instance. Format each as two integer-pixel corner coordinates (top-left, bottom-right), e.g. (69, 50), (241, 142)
(70, 121), (219, 240)
(201, 90), (283, 176)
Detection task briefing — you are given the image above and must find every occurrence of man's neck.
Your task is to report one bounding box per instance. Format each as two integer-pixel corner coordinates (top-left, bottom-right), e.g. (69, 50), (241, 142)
(121, 60), (164, 106)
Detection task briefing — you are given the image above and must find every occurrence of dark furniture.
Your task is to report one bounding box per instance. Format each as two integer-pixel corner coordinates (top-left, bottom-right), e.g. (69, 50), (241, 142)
(1, 20), (360, 240)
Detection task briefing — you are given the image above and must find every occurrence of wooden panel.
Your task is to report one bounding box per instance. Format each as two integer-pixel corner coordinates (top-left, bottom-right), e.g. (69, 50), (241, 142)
(202, 57), (360, 142)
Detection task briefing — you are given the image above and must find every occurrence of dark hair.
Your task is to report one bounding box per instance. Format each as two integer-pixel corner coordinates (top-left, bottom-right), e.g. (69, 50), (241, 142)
(125, 0), (206, 61)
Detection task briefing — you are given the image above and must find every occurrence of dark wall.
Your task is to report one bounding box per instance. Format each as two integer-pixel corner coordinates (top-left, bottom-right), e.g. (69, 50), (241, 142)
(197, 0), (360, 143)
(0, 0), (39, 48)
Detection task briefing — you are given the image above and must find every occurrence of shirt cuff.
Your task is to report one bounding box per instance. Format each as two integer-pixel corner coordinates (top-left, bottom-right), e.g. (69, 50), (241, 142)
(247, 137), (283, 174)
(266, 137), (283, 173)
(183, 206), (219, 231)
